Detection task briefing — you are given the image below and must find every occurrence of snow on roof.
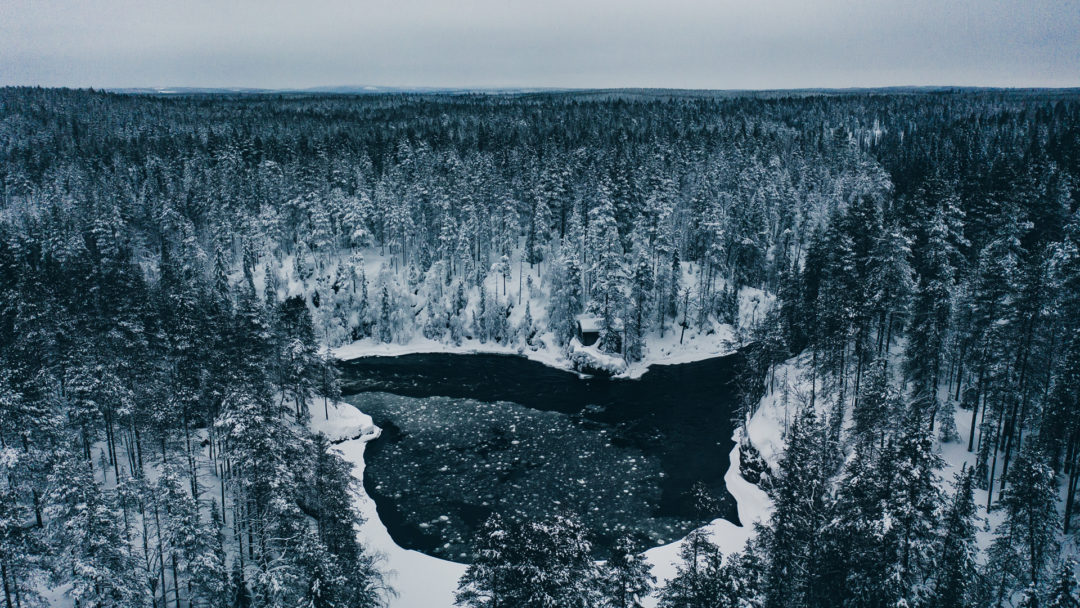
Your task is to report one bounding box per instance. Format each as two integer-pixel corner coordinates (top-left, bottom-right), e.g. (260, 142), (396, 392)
(575, 314), (602, 333)
(576, 314), (623, 332)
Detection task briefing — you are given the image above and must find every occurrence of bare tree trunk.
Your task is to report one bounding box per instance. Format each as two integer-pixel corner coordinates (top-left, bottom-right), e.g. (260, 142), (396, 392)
(968, 368), (985, 452)
(154, 503), (167, 608)
(172, 553), (181, 608)
(953, 343), (966, 402)
(2, 557), (14, 608)
(1063, 432), (1078, 533)
(987, 402), (1005, 509)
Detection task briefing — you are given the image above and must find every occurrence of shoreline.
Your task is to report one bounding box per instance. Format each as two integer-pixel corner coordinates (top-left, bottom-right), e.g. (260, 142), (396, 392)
(331, 334), (743, 380)
(324, 336), (773, 608)
(331, 408), (769, 608)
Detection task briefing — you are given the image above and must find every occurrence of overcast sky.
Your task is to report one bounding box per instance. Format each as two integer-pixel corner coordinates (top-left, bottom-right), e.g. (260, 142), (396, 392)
(2, 0), (1078, 90)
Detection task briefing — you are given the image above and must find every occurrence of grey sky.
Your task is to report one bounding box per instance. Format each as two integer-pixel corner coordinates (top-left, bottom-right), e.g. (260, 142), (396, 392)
(2, 0), (1078, 89)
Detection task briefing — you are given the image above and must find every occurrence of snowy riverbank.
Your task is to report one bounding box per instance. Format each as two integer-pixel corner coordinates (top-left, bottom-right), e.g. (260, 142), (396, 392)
(332, 320), (745, 380)
(289, 245), (772, 380)
(318, 386), (772, 608)
(315, 400), (467, 608)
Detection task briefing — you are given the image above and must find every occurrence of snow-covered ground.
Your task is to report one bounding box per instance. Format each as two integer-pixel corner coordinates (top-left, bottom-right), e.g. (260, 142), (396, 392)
(640, 438), (772, 604)
(331, 287), (763, 380)
(334, 335), (574, 373)
(741, 350), (1066, 558)
(333, 326), (745, 380)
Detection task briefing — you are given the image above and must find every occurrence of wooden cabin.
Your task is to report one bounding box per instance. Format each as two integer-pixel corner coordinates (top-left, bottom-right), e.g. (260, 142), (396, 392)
(575, 314), (602, 346)
(575, 314), (623, 351)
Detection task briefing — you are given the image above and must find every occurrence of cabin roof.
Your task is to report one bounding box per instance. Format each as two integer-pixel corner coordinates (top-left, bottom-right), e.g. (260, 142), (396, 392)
(576, 314), (623, 333)
(575, 314), (602, 333)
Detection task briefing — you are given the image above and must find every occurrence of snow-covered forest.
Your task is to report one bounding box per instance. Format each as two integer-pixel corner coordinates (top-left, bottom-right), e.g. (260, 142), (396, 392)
(1, 87), (1080, 607)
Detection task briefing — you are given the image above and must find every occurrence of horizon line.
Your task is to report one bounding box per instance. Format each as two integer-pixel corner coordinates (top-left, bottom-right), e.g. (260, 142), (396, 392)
(5, 84), (1080, 95)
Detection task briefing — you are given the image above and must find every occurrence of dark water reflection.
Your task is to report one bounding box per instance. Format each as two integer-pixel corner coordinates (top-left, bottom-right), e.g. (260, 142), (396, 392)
(339, 352), (741, 560)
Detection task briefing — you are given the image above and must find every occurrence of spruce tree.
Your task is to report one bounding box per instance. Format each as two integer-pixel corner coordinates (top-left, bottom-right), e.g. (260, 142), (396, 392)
(985, 444), (1061, 603)
(657, 529), (725, 608)
(601, 535), (656, 608)
(931, 466), (980, 608)
(1046, 561), (1080, 608)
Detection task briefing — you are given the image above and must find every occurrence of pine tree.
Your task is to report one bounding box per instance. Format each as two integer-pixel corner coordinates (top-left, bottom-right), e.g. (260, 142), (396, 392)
(879, 408), (944, 607)
(851, 357), (899, 453)
(45, 455), (142, 607)
(626, 256), (654, 362)
(518, 301), (536, 346)
(526, 195), (552, 270)
(906, 204), (955, 423)
(378, 283), (394, 343)
(518, 514), (600, 608)
(547, 252), (584, 346)
(762, 405), (831, 608)
(304, 434), (386, 607)
(600, 535), (656, 608)
(456, 514), (517, 608)
(1019, 584), (1042, 608)
(497, 255), (512, 297)
(1046, 560), (1080, 608)
(721, 541), (766, 608)
(475, 287), (490, 343)
(985, 444), (1061, 603)
(931, 466), (980, 608)
(588, 182), (625, 354)
(351, 252), (371, 338)
(816, 441), (888, 608)
(457, 513), (599, 608)
(0, 436), (46, 608)
(657, 529), (725, 608)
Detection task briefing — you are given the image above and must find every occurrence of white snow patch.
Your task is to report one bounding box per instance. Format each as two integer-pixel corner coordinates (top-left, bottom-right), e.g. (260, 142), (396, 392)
(333, 336), (574, 373)
(567, 338), (629, 375)
(318, 399), (467, 608)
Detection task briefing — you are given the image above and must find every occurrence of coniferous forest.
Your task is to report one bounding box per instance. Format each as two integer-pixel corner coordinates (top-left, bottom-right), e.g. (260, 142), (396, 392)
(2, 87), (1080, 607)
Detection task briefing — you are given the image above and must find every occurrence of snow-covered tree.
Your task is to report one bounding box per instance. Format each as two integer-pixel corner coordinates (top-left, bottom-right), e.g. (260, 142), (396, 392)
(930, 466), (980, 608)
(984, 444), (1061, 603)
(657, 529), (725, 608)
(600, 535), (655, 608)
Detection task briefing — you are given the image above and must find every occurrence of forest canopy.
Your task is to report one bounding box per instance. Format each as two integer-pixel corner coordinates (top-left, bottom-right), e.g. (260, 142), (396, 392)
(1, 87), (1079, 607)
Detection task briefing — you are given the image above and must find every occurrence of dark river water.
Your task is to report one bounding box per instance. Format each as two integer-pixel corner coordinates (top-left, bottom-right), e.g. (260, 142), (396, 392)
(338, 352), (742, 560)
